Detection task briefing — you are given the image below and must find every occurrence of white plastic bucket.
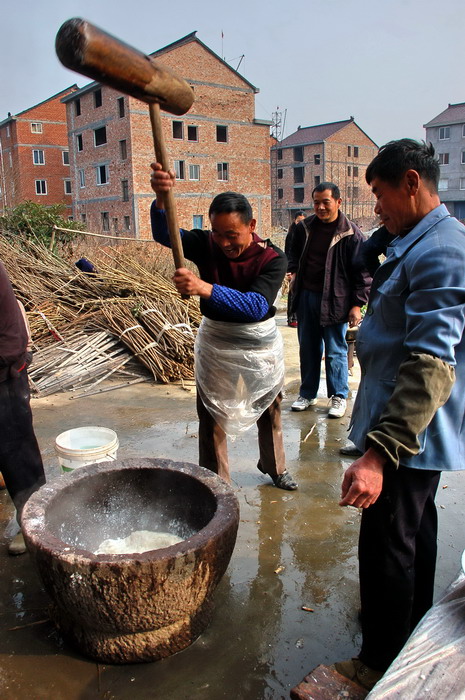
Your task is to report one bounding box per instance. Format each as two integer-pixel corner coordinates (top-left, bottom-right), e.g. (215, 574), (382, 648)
(55, 426), (119, 473)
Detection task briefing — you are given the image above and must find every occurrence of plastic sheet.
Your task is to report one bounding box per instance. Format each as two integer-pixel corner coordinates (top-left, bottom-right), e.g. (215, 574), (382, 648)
(367, 562), (465, 698)
(195, 316), (284, 438)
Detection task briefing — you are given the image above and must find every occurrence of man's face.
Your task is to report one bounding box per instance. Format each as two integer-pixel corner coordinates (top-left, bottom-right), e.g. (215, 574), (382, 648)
(313, 190), (342, 223)
(210, 212), (256, 258)
(370, 176), (414, 236)
(295, 214), (305, 224)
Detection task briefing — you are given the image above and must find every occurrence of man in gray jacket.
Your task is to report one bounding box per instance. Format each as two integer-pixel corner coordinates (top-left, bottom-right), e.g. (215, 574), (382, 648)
(288, 182), (371, 418)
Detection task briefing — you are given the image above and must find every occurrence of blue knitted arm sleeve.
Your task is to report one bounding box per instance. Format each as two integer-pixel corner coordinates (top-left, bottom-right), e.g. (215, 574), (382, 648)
(207, 285), (269, 322)
(151, 203), (185, 247)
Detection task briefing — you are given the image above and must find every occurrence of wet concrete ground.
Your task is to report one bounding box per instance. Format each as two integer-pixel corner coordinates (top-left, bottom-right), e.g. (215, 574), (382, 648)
(1, 315), (465, 699)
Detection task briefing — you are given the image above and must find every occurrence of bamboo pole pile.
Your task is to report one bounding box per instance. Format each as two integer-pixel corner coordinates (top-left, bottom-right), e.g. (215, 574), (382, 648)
(28, 330), (145, 397)
(0, 235), (202, 392)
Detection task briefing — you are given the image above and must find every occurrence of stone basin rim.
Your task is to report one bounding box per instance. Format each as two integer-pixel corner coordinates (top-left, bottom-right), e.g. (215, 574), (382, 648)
(22, 457), (239, 563)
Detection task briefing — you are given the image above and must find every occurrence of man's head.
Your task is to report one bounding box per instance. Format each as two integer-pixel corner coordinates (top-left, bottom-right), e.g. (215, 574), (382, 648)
(294, 211), (305, 224)
(312, 182), (342, 223)
(366, 139), (441, 236)
(208, 191), (256, 258)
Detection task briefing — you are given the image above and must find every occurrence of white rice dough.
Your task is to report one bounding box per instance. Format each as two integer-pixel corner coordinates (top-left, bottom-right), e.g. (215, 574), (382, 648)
(95, 529), (183, 555)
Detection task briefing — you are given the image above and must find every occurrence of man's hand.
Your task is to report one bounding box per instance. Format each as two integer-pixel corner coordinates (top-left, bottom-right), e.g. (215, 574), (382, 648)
(348, 305), (362, 328)
(150, 162), (175, 208)
(339, 447), (386, 508)
(173, 268), (213, 299)
(288, 272), (297, 292)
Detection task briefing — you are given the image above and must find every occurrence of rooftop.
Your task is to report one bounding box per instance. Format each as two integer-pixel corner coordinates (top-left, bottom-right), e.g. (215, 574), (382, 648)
(424, 102), (465, 128)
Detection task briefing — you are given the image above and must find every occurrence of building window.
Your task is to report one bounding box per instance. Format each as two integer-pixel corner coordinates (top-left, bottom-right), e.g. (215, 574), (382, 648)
(96, 164), (109, 185)
(117, 97), (125, 118)
(278, 188), (283, 199)
(293, 146), (304, 162)
(75, 99), (81, 116)
(347, 166), (351, 176)
(64, 179), (72, 195)
(187, 125), (198, 141)
(76, 134), (83, 151)
(81, 213), (87, 224)
(217, 162), (229, 181)
(354, 146), (359, 158)
(294, 187), (304, 203)
(94, 89), (102, 108)
(6, 126), (10, 137)
(277, 149), (283, 160)
(294, 166), (304, 183)
(438, 178), (448, 190)
(121, 179), (129, 201)
(353, 166), (359, 177)
(119, 139), (127, 160)
(174, 160), (185, 180)
(277, 168), (283, 179)
(78, 169), (85, 188)
(353, 185), (359, 198)
(172, 121), (183, 139)
(460, 178), (465, 190)
(35, 179), (47, 195)
(101, 212), (110, 231)
(94, 126), (107, 147)
(314, 154), (321, 165)
(438, 153), (449, 165)
(31, 122), (43, 133)
(189, 164), (200, 180)
(314, 175), (321, 187)
(124, 215), (131, 230)
(439, 127), (450, 140)
(348, 145), (352, 157)
(113, 217), (118, 231)
(216, 125), (228, 143)
(462, 125), (465, 138)
(193, 215), (203, 229)
(9, 153), (12, 167)
(62, 150), (69, 165)
(461, 152), (465, 165)
(33, 149), (45, 165)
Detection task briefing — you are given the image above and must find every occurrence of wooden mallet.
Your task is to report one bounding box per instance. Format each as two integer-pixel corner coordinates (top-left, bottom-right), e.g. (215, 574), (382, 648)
(55, 18), (194, 272)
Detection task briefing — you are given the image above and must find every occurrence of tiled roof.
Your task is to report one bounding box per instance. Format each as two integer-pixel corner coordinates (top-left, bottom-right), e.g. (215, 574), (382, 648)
(424, 102), (465, 128)
(277, 119), (354, 147)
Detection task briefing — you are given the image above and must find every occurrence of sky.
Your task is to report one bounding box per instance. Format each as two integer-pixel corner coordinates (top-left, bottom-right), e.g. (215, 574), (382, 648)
(2, 0), (464, 147)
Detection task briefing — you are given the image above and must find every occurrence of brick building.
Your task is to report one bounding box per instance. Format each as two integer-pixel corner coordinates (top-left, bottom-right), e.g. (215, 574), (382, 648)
(424, 102), (465, 220)
(62, 32), (272, 239)
(0, 86), (78, 215)
(271, 118), (378, 229)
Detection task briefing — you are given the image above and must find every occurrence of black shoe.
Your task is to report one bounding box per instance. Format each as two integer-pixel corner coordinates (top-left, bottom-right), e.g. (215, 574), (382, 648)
(272, 470), (298, 490)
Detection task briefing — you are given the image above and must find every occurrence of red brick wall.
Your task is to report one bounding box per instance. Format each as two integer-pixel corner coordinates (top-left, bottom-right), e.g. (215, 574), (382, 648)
(66, 37), (271, 241)
(0, 87), (76, 214)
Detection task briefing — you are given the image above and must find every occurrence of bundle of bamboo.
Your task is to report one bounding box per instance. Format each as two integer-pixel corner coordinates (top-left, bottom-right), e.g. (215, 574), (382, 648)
(0, 236), (201, 393)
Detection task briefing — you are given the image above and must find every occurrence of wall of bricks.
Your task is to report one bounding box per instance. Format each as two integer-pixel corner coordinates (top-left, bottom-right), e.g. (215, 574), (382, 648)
(64, 35), (271, 242)
(271, 122), (379, 230)
(0, 87), (77, 215)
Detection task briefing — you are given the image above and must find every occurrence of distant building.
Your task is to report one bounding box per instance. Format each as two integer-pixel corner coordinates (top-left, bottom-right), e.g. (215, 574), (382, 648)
(61, 32), (272, 239)
(424, 102), (465, 220)
(0, 86), (78, 215)
(271, 118), (378, 228)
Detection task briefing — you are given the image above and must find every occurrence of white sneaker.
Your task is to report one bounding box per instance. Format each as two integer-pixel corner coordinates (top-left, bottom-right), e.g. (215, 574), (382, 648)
(291, 396), (317, 411)
(328, 396), (346, 418)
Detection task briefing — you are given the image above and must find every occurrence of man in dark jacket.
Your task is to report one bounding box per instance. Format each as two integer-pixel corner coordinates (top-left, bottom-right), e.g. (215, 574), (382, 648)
(288, 182), (371, 418)
(284, 211), (305, 327)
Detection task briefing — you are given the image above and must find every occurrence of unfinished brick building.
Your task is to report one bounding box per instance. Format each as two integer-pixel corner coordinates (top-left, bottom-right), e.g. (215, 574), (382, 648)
(0, 86), (77, 216)
(271, 118), (378, 230)
(62, 32), (272, 240)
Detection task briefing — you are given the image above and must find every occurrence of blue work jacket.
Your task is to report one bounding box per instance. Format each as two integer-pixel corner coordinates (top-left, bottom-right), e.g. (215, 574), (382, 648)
(350, 204), (465, 471)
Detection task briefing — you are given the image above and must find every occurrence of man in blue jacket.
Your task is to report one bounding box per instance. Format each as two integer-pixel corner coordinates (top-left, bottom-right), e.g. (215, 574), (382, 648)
(334, 139), (465, 690)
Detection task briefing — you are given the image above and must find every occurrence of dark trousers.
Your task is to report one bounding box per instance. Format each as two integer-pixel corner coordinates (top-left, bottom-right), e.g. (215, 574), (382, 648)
(197, 391), (285, 483)
(0, 370), (45, 523)
(359, 466), (441, 671)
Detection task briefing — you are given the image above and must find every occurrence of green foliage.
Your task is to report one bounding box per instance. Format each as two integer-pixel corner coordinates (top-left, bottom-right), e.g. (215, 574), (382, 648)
(0, 201), (84, 246)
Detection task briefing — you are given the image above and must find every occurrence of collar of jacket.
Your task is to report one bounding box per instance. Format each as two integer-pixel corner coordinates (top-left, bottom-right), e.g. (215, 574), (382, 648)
(385, 204), (451, 262)
(302, 211), (355, 246)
